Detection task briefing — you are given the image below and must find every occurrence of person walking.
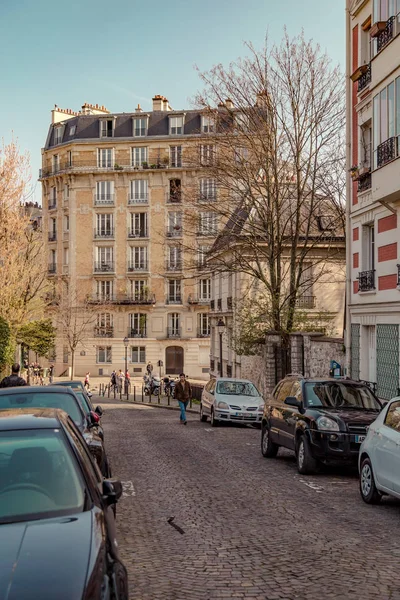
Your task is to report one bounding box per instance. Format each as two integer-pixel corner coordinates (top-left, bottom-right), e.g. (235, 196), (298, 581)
(146, 361), (153, 376)
(118, 369), (124, 392)
(48, 364), (54, 384)
(0, 363), (27, 388)
(175, 373), (191, 425)
(125, 370), (131, 394)
(110, 370), (117, 392)
(84, 372), (90, 390)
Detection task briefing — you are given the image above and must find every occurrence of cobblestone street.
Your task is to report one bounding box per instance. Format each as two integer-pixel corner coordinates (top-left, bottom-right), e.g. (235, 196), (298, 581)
(102, 400), (400, 600)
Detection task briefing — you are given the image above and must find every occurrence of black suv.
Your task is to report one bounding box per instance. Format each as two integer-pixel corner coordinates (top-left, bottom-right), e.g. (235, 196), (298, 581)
(261, 376), (383, 474)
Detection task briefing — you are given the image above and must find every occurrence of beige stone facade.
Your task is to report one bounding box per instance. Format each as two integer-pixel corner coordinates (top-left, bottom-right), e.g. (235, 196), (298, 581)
(40, 97), (212, 379)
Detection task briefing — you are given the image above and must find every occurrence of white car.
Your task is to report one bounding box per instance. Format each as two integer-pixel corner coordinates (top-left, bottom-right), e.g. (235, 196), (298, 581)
(200, 378), (264, 427)
(359, 396), (400, 504)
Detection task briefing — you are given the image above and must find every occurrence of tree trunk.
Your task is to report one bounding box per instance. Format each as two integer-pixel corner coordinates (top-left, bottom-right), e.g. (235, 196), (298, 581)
(71, 350), (75, 379)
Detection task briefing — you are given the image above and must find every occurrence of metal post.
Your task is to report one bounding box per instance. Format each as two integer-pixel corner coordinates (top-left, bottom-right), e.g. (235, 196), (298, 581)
(108, 385), (110, 398)
(113, 385), (116, 400)
(119, 385), (122, 400)
(141, 385), (144, 402)
(219, 333), (223, 377)
(134, 385), (136, 402)
(190, 397), (192, 409)
(168, 392), (170, 406)
(124, 346), (128, 378)
(158, 391), (160, 405)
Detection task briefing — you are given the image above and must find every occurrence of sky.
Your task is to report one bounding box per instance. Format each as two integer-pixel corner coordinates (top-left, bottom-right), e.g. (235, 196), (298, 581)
(0, 0), (345, 203)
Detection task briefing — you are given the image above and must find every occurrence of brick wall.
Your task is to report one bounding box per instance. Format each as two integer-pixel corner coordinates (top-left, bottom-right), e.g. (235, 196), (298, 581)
(378, 214), (397, 233)
(353, 227), (359, 241)
(378, 274), (398, 290)
(353, 280), (359, 294)
(378, 243), (397, 262)
(353, 252), (359, 268)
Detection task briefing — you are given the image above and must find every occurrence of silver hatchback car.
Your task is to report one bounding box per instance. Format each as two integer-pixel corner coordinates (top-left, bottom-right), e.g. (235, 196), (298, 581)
(200, 378), (264, 426)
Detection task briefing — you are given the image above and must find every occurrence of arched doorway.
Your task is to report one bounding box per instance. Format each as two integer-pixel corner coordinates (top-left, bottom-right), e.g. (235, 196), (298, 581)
(166, 346), (184, 375)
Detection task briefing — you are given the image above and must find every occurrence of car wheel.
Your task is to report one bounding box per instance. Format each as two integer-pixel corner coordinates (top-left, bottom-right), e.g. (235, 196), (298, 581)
(261, 423), (279, 457)
(360, 457), (382, 504)
(200, 404), (208, 422)
(210, 409), (219, 427)
(296, 434), (318, 475)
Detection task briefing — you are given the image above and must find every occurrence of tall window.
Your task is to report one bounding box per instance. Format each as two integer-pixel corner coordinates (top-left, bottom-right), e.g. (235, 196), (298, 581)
(129, 247), (148, 271)
(373, 0), (400, 22)
(235, 147), (249, 163)
(96, 247), (114, 269)
(129, 313), (147, 337)
(54, 127), (63, 144)
(100, 119), (113, 138)
(169, 116), (183, 135)
(49, 249), (56, 268)
(97, 346), (112, 363)
(64, 215), (69, 232)
(198, 245), (210, 268)
(50, 187), (57, 205)
(96, 280), (114, 301)
(132, 147), (148, 166)
(199, 212), (217, 235)
(129, 180), (148, 203)
(97, 313), (113, 329)
(168, 280), (181, 303)
(67, 151), (72, 167)
(200, 144), (215, 166)
(131, 346), (146, 363)
(96, 181), (114, 203)
(170, 146), (182, 168)
(63, 247), (69, 266)
(198, 278), (211, 301)
(362, 224), (375, 271)
(64, 184), (70, 200)
(97, 148), (113, 168)
(133, 117), (147, 137)
(52, 155), (59, 172)
(201, 115), (215, 133)
(373, 76), (400, 167)
(167, 212), (182, 235)
(198, 314), (210, 336)
(199, 178), (216, 201)
(96, 214), (113, 237)
(168, 246), (182, 269)
(130, 280), (148, 300)
(129, 213), (148, 237)
(168, 313), (180, 336)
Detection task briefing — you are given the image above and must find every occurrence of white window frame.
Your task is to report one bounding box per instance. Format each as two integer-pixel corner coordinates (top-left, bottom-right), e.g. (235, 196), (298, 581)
(96, 280), (114, 301)
(130, 246), (148, 270)
(200, 144), (215, 166)
(199, 212), (217, 235)
(133, 117), (147, 137)
(96, 181), (114, 203)
(97, 148), (114, 168)
(169, 116), (183, 135)
(170, 146), (182, 168)
(100, 119), (114, 138)
(201, 115), (215, 133)
(69, 125), (76, 136)
(130, 213), (148, 237)
(199, 278), (211, 301)
(131, 345), (146, 363)
(168, 312), (180, 334)
(132, 147), (148, 167)
(130, 280), (147, 300)
(198, 313), (210, 335)
(96, 213), (113, 236)
(129, 180), (148, 203)
(168, 280), (181, 302)
(199, 178), (217, 201)
(54, 126), (63, 145)
(97, 346), (112, 363)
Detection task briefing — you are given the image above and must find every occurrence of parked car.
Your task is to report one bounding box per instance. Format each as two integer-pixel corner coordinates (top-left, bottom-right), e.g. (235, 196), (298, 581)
(0, 408), (128, 599)
(0, 386), (111, 477)
(359, 396), (400, 504)
(51, 382), (105, 440)
(261, 376), (382, 474)
(200, 378), (264, 426)
(52, 379), (92, 397)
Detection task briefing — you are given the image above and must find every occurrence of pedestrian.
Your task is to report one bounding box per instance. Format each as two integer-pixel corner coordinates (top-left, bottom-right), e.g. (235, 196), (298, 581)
(174, 373), (192, 425)
(125, 370), (131, 393)
(38, 365), (44, 386)
(110, 370), (117, 390)
(0, 363), (27, 388)
(48, 364), (54, 384)
(118, 369), (124, 392)
(84, 372), (90, 390)
(146, 361), (153, 376)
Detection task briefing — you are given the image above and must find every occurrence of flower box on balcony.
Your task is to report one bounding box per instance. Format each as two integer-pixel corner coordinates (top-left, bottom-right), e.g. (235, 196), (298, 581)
(350, 64), (368, 82)
(370, 21), (387, 37)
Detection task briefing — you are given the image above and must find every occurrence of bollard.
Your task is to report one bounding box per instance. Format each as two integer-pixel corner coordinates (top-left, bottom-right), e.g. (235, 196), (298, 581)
(158, 392), (160, 405)
(108, 385), (110, 398)
(141, 385), (144, 402)
(168, 393), (170, 406)
(134, 385), (136, 402)
(113, 385), (116, 400)
(190, 398), (192, 409)
(119, 386), (122, 401)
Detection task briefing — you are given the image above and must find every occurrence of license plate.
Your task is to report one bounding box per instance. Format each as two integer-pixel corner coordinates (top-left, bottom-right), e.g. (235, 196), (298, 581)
(356, 435), (366, 443)
(235, 412), (244, 417)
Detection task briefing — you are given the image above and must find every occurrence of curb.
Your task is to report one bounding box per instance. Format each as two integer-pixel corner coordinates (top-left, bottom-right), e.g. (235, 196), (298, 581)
(95, 396), (200, 414)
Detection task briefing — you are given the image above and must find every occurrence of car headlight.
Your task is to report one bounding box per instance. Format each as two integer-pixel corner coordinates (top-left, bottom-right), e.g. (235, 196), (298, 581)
(317, 416), (339, 431)
(217, 401), (229, 410)
(258, 403), (264, 412)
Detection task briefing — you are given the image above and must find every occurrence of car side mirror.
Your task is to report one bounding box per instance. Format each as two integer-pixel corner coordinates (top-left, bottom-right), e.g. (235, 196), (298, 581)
(102, 479), (123, 505)
(87, 411), (100, 428)
(284, 396), (302, 409)
(95, 405), (103, 416)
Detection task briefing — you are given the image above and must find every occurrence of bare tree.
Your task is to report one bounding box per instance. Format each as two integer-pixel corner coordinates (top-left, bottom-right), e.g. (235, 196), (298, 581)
(181, 32), (345, 341)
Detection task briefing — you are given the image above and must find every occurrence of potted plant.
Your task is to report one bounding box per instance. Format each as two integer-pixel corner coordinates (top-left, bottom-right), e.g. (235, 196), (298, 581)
(349, 165), (359, 180)
(114, 163), (123, 171)
(162, 155), (169, 167)
(150, 164), (157, 169)
(142, 162), (148, 169)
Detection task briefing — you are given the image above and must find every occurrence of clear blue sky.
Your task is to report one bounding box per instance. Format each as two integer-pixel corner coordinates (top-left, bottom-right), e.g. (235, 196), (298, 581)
(0, 0), (345, 203)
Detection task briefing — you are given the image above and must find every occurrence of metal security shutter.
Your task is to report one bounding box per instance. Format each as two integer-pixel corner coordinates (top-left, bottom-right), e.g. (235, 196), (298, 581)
(350, 324), (360, 380)
(376, 324), (399, 400)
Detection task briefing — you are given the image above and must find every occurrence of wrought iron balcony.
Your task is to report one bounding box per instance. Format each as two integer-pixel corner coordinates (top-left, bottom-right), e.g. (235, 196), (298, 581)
(227, 296), (233, 310)
(128, 193), (148, 205)
(397, 264), (400, 287)
(94, 228), (114, 239)
(166, 262), (183, 272)
(94, 262), (115, 273)
(94, 326), (114, 338)
(127, 328), (147, 339)
(358, 269), (375, 291)
(88, 294), (115, 304)
(377, 16), (395, 52)
(166, 226), (182, 237)
(166, 297), (182, 305)
(94, 194), (115, 206)
(127, 262), (148, 272)
(357, 171), (372, 193)
(358, 63), (371, 92)
(295, 295), (316, 309)
(377, 137), (397, 167)
(197, 328), (210, 338)
(48, 263), (56, 274)
(48, 231), (57, 242)
(167, 327), (181, 338)
(188, 295), (210, 305)
(128, 228), (148, 239)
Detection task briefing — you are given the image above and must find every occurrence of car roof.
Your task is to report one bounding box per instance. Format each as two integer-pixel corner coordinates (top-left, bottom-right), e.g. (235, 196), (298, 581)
(214, 378), (254, 384)
(0, 408), (67, 431)
(51, 381), (82, 386)
(283, 377), (366, 385)
(0, 386), (78, 395)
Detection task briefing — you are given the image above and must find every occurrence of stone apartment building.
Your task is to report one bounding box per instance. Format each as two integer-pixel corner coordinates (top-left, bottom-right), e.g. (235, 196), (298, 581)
(346, 0), (400, 399)
(39, 96), (215, 378)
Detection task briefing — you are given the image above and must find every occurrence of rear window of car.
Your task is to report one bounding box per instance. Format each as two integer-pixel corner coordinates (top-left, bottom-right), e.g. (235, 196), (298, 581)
(0, 392), (83, 425)
(304, 382), (381, 410)
(216, 381), (260, 396)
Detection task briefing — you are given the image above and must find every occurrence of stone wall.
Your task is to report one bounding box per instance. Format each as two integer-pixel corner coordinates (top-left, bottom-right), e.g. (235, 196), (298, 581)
(303, 335), (345, 379)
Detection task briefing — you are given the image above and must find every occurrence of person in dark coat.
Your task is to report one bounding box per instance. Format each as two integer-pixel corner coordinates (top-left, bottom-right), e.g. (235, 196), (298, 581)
(0, 363), (27, 388)
(174, 373), (192, 425)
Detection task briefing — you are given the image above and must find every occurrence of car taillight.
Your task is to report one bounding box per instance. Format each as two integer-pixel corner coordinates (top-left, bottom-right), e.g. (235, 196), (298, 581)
(90, 411), (100, 423)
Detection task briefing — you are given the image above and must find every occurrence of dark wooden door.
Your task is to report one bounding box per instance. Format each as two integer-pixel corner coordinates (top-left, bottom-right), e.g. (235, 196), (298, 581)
(166, 346), (184, 375)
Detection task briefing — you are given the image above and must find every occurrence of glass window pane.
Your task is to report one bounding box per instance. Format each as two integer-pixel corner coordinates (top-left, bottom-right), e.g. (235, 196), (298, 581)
(373, 94), (380, 168)
(380, 88), (387, 143)
(388, 82), (395, 137)
(396, 78), (400, 136)
(0, 392), (83, 425)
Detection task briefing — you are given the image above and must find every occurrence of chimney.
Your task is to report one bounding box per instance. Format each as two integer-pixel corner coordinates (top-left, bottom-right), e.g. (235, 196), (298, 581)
(152, 95), (164, 111)
(163, 97), (171, 111)
(255, 90), (270, 107)
(224, 98), (234, 109)
(136, 104), (143, 112)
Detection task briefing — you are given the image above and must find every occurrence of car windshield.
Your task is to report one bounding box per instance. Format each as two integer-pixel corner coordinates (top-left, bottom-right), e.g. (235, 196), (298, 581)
(0, 392), (83, 425)
(304, 382), (381, 410)
(0, 429), (85, 524)
(216, 381), (260, 397)
(74, 392), (91, 413)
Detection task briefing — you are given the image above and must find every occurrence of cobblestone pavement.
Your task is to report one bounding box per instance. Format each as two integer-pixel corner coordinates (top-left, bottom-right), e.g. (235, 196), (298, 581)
(101, 400), (400, 600)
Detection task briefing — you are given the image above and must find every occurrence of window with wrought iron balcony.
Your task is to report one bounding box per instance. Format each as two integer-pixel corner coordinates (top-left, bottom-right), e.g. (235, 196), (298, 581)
(94, 326), (114, 338)
(358, 269), (375, 292)
(371, 14), (396, 53)
(48, 263), (56, 274)
(167, 327), (181, 338)
(94, 262), (115, 273)
(127, 327), (147, 339)
(94, 227), (114, 239)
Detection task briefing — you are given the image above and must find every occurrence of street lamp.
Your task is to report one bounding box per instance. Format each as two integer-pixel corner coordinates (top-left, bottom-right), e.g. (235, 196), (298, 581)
(216, 318), (225, 377)
(123, 336), (129, 376)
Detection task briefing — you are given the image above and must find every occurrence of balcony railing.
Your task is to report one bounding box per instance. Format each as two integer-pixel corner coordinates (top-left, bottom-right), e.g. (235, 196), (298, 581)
(48, 200), (57, 210)
(227, 296), (233, 310)
(358, 63), (371, 92)
(358, 269), (375, 291)
(48, 232), (57, 242)
(357, 171), (372, 193)
(89, 294), (153, 305)
(377, 137), (397, 168)
(210, 300), (215, 310)
(48, 263), (56, 274)
(127, 328), (147, 339)
(377, 16), (395, 52)
(88, 295), (116, 304)
(217, 299), (222, 310)
(197, 229), (218, 237)
(94, 228), (114, 239)
(166, 192), (182, 204)
(127, 262), (148, 272)
(94, 326), (114, 338)
(397, 264), (400, 287)
(128, 193), (148, 205)
(94, 262), (115, 273)
(166, 297), (182, 305)
(295, 295), (316, 309)
(166, 262), (183, 272)
(166, 226), (182, 237)
(188, 296), (210, 305)
(167, 327), (181, 338)
(127, 293), (155, 305)
(39, 159), (174, 179)
(128, 229), (148, 239)
(94, 194), (115, 206)
(197, 328), (210, 338)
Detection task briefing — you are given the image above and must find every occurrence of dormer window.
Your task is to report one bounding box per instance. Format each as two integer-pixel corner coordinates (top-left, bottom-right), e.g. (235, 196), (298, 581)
(235, 112), (250, 132)
(69, 125), (76, 136)
(100, 119), (114, 138)
(169, 116), (183, 135)
(54, 126), (63, 145)
(133, 117), (147, 137)
(201, 115), (215, 133)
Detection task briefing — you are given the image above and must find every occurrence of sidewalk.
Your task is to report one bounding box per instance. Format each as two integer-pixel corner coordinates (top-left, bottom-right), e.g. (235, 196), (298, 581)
(93, 388), (200, 414)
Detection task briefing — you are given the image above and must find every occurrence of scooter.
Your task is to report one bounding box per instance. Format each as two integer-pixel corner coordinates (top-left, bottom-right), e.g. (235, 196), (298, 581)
(150, 376), (161, 396)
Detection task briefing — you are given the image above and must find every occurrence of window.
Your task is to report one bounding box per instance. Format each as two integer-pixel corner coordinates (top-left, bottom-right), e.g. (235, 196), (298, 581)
(235, 147), (249, 163)
(129, 213), (148, 237)
(199, 178), (216, 201)
(199, 278), (211, 300)
(130, 280), (147, 300)
(96, 280), (114, 300)
(64, 215), (69, 232)
(96, 181), (114, 203)
(50, 187), (57, 203)
(168, 246), (182, 269)
(276, 380), (295, 403)
(132, 147), (148, 167)
(168, 279), (181, 303)
(129, 313), (147, 337)
(198, 313), (210, 336)
(67, 151), (72, 167)
(373, 0), (400, 22)
(54, 127), (63, 144)
(169, 116), (183, 135)
(63, 247), (69, 266)
(170, 146), (182, 168)
(235, 112), (250, 131)
(97, 346), (112, 363)
(169, 178), (182, 202)
(200, 144), (215, 166)
(52, 155), (59, 172)
(168, 313), (180, 335)
(198, 245), (210, 268)
(96, 213), (113, 236)
(362, 225), (375, 271)
(49, 249), (56, 265)
(199, 212), (217, 235)
(64, 184), (70, 200)
(373, 76), (400, 167)
(129, 180), (148, 202)
(97, 148), (113, 168)
(129, 246), (148, 270)
(100, 119), (113, 138)
(131, 346), (146, 363)
(167, 212), (182, 235)
(133, 117), (147, 137)
(201, 115), (215, 133)
(96, 246), (114, 270)
(384, 400), (400, 431)
(69, 125), (76, 136)
(97, 313), (113, 328)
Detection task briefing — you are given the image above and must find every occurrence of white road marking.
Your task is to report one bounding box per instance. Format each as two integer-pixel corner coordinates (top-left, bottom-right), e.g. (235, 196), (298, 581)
(102, 403), (154, 410)
(204, 428), (214, 432)
(298, 478), (324, 493)
(121, 481), (136, 497)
